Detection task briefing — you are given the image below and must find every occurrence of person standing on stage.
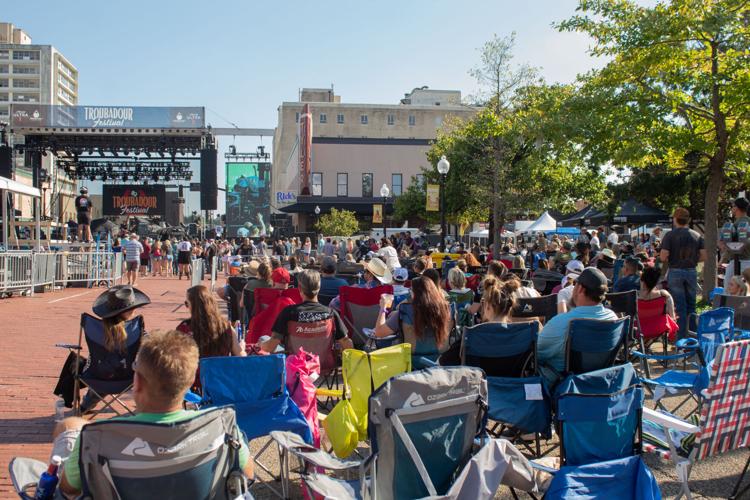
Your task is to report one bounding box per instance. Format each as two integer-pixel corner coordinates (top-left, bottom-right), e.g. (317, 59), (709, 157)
(74, 187), (93, 243)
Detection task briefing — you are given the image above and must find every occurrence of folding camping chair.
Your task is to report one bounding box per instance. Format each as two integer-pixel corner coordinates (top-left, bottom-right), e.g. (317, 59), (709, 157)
(273, 367), (543, 499)
(58, 312), (144, 419)
(565, 316), (630, 375)
(195, 355), (311, 497)
(509, 268), (529, 280)
(531, 269), (564, 296)
(636, 295), (676, 358)
(462, 321), (552, 457)
(513, 294), (558, 324)
(633, 307), (734, 415)
(339, 285), (394, 348)
(642, 339), (750, 500)
(448, 288), (476, 343)
(10, 407), (249, 500)
(713, 294), (750, 338)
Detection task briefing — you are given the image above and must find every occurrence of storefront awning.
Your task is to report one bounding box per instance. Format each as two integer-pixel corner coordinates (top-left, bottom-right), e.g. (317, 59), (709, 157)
(279, 196), (394, 215)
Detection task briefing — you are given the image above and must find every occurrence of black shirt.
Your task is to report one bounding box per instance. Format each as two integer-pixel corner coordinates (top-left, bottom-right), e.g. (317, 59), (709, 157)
(75, 195), (91, 213)
(271, 301), (348, 343)
(661, 227), (704, 269)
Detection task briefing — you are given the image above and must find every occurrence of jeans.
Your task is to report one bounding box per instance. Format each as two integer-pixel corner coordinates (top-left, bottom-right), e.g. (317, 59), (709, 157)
(668, 268), (698, 339)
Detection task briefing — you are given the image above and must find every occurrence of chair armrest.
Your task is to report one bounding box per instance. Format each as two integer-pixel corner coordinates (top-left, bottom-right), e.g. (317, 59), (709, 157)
(631, 350), (692, 361)
(316, 388), (343, 399)
(270, 431), (361, 471)
(529, 460), (558, 475)
(56, 343), (82, 350)
(183, 390), (202, 404)
(414, 356), (438, 368)
(642, 407), (700, 434)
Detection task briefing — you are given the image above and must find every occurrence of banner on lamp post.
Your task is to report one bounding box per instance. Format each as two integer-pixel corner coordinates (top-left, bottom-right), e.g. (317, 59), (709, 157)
(426, 184), (440, 212)
(373, 204), (383, 224)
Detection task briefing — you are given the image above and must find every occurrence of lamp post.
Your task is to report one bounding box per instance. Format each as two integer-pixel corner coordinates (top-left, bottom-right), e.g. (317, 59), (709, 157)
(314, 205), (321, 232)
(380, 184), (390, 241)
(437, 155), (450, 251)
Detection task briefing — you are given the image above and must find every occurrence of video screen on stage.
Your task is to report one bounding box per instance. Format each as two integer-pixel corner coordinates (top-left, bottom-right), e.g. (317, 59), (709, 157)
(225, 162), (271, 237)
(102, 184), (166, 217)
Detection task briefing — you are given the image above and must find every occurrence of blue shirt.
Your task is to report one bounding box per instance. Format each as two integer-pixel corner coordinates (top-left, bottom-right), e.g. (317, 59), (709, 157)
(613, 274), (640, 293)
(123, 239), (143, 262)
(320, 276), (349, 296)
(537, 304), (618, 380)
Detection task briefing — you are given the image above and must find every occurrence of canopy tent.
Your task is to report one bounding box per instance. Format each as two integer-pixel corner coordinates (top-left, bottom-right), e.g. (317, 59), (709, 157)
(586, 199), (671, 226)
(522, 211), (557, 233)
(559, 204), (599, 227)
(0, 176), (42, 250)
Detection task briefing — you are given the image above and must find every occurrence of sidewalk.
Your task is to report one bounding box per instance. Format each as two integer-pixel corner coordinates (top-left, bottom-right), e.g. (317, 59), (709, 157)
(0, 275), (193, 496)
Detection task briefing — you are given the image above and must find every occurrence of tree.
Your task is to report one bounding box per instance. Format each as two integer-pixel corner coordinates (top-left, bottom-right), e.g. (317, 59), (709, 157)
(558, 0), (750, 298)
(315, 208), (359, 237)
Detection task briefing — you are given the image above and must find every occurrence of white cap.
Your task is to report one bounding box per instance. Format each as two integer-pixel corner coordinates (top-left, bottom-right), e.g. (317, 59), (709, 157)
(51, 455), (62, 466)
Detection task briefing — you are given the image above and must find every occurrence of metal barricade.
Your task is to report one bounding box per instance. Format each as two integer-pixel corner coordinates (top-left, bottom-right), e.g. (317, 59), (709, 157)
(54, 251), (118, 288)
(210, 256), (218, 291)
(30, 252), (56, 295)
(191, 258), (203, 287)
(0, 252), (33, 295)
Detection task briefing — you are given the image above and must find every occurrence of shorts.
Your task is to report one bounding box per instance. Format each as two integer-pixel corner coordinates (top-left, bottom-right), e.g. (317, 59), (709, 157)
(139, 257), (149, 266)
(126, 261), (138, 271)
(166, 255), (174, 261)
(76, 212), (91, 225)
(177, 251), (192, 265)
(152, 255), (162, 261)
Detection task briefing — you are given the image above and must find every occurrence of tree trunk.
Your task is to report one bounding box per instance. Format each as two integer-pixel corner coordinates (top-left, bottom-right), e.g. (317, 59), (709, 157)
(493, 165), (503, 259)
(702, 160), (724, 300)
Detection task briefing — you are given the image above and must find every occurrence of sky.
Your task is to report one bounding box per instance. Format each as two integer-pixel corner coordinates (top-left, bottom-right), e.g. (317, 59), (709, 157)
(4, 0), (605, 213)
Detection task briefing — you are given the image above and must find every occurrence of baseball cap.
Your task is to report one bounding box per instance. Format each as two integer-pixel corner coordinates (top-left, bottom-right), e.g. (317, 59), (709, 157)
(271, 267), (290, 285)
(576, 267), (608, 292)
(566, 260), (585, 274)
(734, 196), (749, 212)
(393, 268), (409, 282)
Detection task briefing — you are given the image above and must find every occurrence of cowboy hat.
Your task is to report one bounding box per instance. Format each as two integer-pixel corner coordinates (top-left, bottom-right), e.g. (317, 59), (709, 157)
(242, 260), (260, 277)
(92, 285), (150, 319)
(365, 257), (392, 284)
(598, 248), (616, 264)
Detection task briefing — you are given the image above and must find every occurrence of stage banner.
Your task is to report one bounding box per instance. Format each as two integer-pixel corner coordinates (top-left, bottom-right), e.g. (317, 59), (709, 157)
(102, 185), (166, 216)
(10, 104), (204, 129)
(226, 162), (271, 237)
(373, 204), (383, 224)
(426, 183), (440, 212)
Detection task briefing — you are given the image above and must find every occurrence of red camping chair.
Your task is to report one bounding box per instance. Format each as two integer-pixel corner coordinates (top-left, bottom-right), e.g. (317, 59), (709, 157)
(248, 288), (303, 345)
(466, 274), (482, 292)
(637, 296), (678, 356)
(339, 285), (394, 349)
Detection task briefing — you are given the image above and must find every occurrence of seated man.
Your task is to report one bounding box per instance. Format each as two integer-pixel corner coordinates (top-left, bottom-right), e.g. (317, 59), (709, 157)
(613, 257), (643, 293)
(537, 267), (617, 383)
(319, 256), (349, 297)
(261, 269), (353, 361)
(54, 330), (254, 497)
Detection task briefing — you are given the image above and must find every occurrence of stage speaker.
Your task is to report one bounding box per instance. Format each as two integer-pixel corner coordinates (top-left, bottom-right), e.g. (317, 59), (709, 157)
(0, 146), (12, 178)
(200, 148), (218, 210)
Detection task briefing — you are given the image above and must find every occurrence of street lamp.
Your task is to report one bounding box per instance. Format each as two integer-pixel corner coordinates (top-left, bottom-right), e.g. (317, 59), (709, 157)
(380, 184), (390, 241)
(437, 155), (450, 251)
(314, 205), (321, 232)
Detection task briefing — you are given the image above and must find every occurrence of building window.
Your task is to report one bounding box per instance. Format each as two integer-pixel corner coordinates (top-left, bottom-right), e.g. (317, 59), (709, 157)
(415, 174), (425, 187)
(392, 173), (403, 196)
(408, 115), (416, 126)
(387, 114), (395, 125)
(13, 50), (40, 61)
(13, 66), (38, 74)
(337, 173), (348, 196)
(362, 173), (373, 198)
(0, 65), (7, 74)
(0, 80), (8, 88)
(13, 79), (38, 89)
(311, 173), (323, 196)
(337, 113), (344, 124)
(295, 112), (300, 123)
(0, 50), (8, 60)
(319, 113), (327, 124)
(360, 114), (368, 125)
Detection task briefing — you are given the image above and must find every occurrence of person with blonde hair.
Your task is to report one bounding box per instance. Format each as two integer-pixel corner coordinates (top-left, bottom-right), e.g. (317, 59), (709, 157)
(447, 266), (470, 293)
(726, 275), (750, 296)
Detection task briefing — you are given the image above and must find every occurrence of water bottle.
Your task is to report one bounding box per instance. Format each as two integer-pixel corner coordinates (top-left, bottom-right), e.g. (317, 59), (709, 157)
(34, 455), (61, 500)
(54, 399), (65, 422)
(235, 322), (244, 343)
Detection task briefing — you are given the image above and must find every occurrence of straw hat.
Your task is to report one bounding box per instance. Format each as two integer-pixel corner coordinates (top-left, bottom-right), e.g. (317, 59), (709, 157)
(241, 260), (260, 277)
(364, 257), (392, 284)
(92, 285), (150, 319)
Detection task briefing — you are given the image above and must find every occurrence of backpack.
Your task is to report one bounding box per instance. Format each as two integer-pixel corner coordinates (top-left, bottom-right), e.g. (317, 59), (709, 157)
(285, 348), (321, 447)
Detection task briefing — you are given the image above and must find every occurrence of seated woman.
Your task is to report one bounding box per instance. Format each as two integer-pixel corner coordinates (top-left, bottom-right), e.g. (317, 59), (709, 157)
(638, 266), (678, 342)
(726, 275), (750, 296)
(447, 266), (471, 295)
(373, 277), (451, 367)
(177, 285), (245, 389)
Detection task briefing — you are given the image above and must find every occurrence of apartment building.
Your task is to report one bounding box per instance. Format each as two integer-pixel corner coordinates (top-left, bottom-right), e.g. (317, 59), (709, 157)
(0, 22), (79, 221)
(273, 86), (477, 231)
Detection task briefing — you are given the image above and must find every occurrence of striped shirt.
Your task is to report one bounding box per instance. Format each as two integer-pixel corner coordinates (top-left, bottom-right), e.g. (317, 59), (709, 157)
(123, 239), (144, 262)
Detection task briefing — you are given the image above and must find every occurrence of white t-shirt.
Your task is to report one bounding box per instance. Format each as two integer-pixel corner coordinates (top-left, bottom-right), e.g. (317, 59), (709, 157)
(178, 241), (192, 252)
(557, 285), (574, 306)
(377, 246), (401, 269)
(590, 236), (600, 249)
(607, 232), (619, 245)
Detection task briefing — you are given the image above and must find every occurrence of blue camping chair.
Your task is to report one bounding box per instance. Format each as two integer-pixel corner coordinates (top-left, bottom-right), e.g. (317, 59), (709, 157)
(64, 313), (145, 418)
(565, 316), (630, 375)
(554, 363), (644, 466)
(462, 321), (551, 456)
(544, 455), (661, 500)
(633, 307), (734, 414)
(196, 355), (312, 496)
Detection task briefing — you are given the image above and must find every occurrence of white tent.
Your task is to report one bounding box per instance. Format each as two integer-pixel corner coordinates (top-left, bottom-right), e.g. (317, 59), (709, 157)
(469, 229), (515, 238)
(523, 211), (557, 233)
(513, 220), (535, 234)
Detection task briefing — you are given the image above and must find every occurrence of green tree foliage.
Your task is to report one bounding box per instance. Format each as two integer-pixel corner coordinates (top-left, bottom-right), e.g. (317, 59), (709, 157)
(315, 208), (359, 237)
(558, 0), (750, 298)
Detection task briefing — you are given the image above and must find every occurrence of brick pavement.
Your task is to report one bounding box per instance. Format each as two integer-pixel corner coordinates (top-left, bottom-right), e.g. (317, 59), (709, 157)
(0, 275), (193, 497)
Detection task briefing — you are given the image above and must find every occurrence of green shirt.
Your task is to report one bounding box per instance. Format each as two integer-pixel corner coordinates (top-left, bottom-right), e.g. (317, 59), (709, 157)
(63, 409), (250, 491)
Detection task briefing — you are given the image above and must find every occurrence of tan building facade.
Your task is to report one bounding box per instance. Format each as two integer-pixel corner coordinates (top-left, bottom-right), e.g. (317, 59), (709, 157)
(0, 21), (79, 221)
(273, 87), (477, 231)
